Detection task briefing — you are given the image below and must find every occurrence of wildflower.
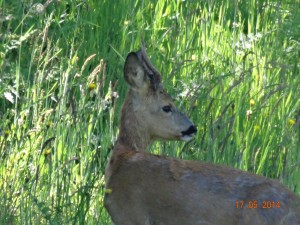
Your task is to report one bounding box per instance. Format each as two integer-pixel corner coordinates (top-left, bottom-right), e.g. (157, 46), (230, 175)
(246, 110), (253, 120)
(4, 130), (10, 137)
(288, 118), (296, 126)
(191, 55), (197, 61)
(232, 22), (241, 28)
(46, 121), (52, 128)
(30, 3), (44, 15)
(44, 149), (51, 156)
(24, 109), (30, 116)
(250, 99), (255, 106)
(18, 118), (24, 126)
(254, 125), (260, 132)
(88, 83), (97, 90)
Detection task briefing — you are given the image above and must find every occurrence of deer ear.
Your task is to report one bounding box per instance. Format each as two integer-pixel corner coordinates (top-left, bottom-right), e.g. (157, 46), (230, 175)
(124, 52), (149, 91)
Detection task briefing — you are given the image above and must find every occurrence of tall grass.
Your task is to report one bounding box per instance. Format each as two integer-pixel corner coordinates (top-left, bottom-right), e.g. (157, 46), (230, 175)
(0, 0), (299, 224)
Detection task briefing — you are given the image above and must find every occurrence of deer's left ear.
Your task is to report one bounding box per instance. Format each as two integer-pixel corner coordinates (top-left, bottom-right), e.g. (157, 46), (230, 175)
(124, 52), (149, 91)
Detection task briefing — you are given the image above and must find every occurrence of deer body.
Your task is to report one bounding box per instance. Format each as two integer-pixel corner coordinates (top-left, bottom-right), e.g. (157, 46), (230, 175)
(104, 46), (300, 225)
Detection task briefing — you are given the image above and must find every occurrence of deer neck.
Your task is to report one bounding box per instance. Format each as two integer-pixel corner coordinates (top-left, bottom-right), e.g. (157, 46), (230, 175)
(113, 92), (151, 153)
(114, 129), (151, 153)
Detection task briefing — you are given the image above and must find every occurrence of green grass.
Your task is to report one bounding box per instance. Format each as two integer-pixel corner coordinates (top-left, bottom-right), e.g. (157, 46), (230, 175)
(0, 0), (299, 224)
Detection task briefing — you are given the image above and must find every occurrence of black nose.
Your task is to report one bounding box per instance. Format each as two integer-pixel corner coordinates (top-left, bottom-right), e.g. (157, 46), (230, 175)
(182, 125), (197, 136)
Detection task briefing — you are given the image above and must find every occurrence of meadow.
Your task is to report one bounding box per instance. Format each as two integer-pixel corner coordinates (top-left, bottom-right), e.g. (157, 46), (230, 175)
(0, 0), (299, 224)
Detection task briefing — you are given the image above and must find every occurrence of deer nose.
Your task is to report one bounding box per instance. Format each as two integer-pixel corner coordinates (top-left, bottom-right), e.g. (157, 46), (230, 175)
(182, 125), (197, 136)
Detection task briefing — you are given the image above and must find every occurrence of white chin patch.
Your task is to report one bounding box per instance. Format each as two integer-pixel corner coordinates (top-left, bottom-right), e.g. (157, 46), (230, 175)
(181, 135), (194, 142)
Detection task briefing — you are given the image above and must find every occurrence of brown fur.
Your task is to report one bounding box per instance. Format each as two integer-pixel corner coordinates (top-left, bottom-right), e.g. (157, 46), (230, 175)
(104, 47), (300, 225)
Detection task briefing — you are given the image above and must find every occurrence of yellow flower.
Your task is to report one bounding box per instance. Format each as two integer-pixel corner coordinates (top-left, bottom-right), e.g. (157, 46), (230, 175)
(254, 125), (260, 132)
(44, 149), (51, 155)
(88, 83), (97, 90)
(288, 118), (296, 126)
(46, 121), (52, 128)
(250, 99), (255, 106)
(4, 130), (10, 137)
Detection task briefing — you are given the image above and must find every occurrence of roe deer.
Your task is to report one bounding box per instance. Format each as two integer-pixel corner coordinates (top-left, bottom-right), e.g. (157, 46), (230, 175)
(104, 45), (300, 225)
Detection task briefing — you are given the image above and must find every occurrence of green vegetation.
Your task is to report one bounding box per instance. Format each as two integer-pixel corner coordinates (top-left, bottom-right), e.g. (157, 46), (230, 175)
(1, 0), (299, 224)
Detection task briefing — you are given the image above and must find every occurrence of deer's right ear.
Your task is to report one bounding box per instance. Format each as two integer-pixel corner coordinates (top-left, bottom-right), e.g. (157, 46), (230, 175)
(124, 52), (148, 91)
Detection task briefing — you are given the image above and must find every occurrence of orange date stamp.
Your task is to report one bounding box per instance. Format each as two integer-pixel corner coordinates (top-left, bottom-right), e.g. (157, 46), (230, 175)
(235, 200), (281, 209)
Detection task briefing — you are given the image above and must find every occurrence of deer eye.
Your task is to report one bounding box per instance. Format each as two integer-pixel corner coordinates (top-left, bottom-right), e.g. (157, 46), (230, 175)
(162, 105), (172, 113)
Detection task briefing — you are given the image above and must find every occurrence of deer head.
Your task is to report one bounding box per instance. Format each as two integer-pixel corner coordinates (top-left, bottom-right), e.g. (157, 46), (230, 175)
(115, 45), (197, 151)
